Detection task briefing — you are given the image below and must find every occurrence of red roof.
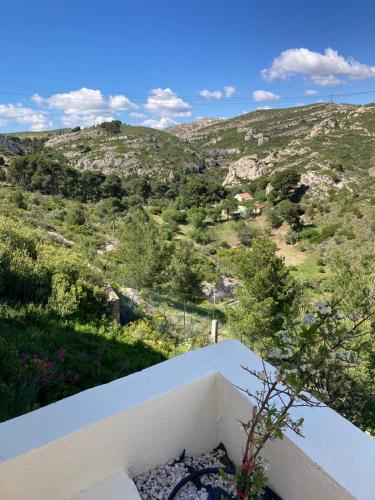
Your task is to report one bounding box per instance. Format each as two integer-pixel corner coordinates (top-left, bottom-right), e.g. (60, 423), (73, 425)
(236, 192), (253, 200)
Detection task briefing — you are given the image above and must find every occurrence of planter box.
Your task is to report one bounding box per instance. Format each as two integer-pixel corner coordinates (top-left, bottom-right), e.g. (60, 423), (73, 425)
(0, 341), (374, 499)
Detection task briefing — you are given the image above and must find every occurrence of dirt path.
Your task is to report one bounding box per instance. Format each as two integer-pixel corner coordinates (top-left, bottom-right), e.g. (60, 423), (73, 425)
(272, 223), (307, 266)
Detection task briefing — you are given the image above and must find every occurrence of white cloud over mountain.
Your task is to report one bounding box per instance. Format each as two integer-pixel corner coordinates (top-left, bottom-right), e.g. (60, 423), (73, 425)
(224, 85), (236, 97)
(262, 48), (375, 86)
(145, 88), (191, 118)
(252, 90), (280, 102)
(38, 87), (138, 127)
(0, 103), (52, 131)
(304, 89), (318, 95)
(199, 85), (236, 99)
(141, 117), (177, 129)
(200, 89), (223, 99)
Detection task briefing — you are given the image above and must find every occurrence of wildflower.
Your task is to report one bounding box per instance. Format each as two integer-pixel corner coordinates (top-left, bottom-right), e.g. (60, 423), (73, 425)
(55, 347), (67, 363)
(348, 311), (361, 321)
(269, 348), (284, 360)
(315, 299), (331, 315)
(336, 310), (344, 320)
(301, 312), (316, 326)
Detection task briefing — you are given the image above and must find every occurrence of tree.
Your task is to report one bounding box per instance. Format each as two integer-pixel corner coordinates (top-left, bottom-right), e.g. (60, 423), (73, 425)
(167, 241), (203, 302)
(221, 196), (238, 219)
(269, 167), (300, 203)
(161, 208), (187, 225)
(118, 210), (171, 288)
(275, 199), (304, 228)
(80, 171), (105, 202)
(101, 174), (123, 199)
(229, 236), (299, 348)
(30, 158), (62, 195)
(7, 155), (38, 189)
(187, 207), (206, 228)
(95, 197), (124, 235)
(99, 120), (122, 134)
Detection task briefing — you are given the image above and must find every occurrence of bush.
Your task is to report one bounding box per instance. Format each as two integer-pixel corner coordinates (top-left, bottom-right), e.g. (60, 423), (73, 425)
(285, 230), (299, 245)
(189, 227), (214, 245)
(267, 208), (283, 228)
(65, 207), (85, 226)
(161, 208), (187, 225)
(99, 120), (122, 134)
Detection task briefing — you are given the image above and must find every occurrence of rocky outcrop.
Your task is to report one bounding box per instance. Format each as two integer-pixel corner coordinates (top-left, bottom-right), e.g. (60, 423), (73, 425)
(105, 284), (120, 323)
(223, 155), (270, 185)
(310, 117), (337, 137)
(300, 171), (347, 199)
(0, 135), (22, 155)
(201, 277), (239, 303)
(167, 118), (224, 140)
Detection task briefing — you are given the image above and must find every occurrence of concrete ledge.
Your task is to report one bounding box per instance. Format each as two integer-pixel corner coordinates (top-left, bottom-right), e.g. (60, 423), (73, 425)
(0, 340), (374, 500)
(70, 470), (141, 500)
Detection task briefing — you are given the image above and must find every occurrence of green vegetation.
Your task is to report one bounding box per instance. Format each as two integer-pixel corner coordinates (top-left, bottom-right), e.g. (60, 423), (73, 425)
(1, 103), (375, 435)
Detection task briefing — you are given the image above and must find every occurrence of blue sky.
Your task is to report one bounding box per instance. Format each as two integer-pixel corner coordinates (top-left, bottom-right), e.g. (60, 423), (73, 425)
(1, 0), (375, 131)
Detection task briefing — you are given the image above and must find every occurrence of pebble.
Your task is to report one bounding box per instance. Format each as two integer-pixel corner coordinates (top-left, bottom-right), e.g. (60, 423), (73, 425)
(133, 448), (236, 499)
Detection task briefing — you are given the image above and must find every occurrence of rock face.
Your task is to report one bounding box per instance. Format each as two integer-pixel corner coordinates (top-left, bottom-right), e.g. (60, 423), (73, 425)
(167, 118), (223, 140)
(105, 285), (120, 323)
(0, 135), (22, 155)
(300, 171), (348, 199)
(201, 277), (239, 303)
(223, 155), (269, 185)
(310, 117), (337, 137)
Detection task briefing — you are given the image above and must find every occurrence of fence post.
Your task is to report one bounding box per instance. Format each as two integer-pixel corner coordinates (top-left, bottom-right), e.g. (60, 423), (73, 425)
(211, 319), (219, 344)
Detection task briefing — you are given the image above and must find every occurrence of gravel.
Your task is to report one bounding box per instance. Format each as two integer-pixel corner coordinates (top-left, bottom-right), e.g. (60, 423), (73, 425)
(133, 447), (237, 499)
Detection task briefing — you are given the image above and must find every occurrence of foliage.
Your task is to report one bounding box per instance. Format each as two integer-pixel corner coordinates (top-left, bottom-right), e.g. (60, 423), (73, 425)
(98, 120), (122, 134)
(236, 301), (373, 498)
(65, 206), (85, 226)
(269, 167), (301, 203)
(167, 241), (203, 303)
(229, 236), (299, 349)
(118, 210), (172, 288)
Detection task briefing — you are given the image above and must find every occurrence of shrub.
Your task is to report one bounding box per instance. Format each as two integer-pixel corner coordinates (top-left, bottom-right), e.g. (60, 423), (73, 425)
(65, 207), (85, 226)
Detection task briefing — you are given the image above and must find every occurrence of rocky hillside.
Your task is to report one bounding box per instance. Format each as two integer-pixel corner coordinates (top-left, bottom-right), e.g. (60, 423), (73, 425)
(2, 103), (375, 197)
(167, 102), (375, 198)
(1, 124), (206, 178)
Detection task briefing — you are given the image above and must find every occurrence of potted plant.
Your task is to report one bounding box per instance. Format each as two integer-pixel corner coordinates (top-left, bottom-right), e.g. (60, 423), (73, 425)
(234, 299), (369, 499)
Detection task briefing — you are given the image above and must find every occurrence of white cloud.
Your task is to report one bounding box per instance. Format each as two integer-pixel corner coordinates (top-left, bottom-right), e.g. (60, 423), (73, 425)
(130, 112), (146, 119)
(141, 117), (177, 129)
(304, 89), (318, 95)
(145, 88), (191, 118)
(256, 106), (272, 110)
(224, 85), (236, 97)
(309, 75), (342, 87)
(39, 87), (137, 127)
(199, 89), (223, 99)
(252, 90), (280, 102)
(0, 103), (52, 131)
(31, 93), (45, 105)
(262, 48), (375, 86)
(199, 85), (236, 99)
(108, 94), (138, 110)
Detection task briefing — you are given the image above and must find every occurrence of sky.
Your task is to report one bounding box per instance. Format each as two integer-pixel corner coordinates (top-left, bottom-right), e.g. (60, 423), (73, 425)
(1, 0), (375, 132)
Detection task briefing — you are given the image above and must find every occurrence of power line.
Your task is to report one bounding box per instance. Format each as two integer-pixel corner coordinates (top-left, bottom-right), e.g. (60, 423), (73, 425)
(0, 78), (375, 105)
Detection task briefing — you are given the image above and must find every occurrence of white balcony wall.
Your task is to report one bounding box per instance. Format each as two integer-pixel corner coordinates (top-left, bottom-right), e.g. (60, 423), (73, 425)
(0, 340), (374, 500)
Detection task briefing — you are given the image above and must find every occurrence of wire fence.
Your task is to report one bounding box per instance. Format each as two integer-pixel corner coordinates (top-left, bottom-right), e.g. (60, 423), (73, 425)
(114, 277), (224, 343)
